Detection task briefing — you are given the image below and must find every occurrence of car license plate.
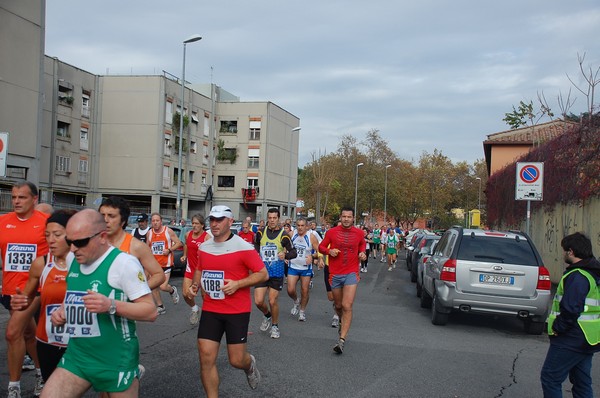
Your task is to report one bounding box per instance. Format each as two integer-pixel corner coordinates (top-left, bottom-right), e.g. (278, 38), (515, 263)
(479, 274), (514, 285)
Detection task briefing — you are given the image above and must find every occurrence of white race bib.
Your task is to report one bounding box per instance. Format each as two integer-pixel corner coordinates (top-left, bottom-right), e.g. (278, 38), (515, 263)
(64, 291), (101, 338)
(151, 241), (165, 255)
(261, 243), (278, 262)
(201, 270), (225, 300)
(45, 304), (69, 346)
(4, 243), (37, 272)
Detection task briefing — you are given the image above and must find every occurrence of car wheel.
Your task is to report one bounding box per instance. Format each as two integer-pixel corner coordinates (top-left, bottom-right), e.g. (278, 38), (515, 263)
(524, 318), (545, 335)
(431, 289), (449, 326)
(420, 286), (432, 309)
(416, 279), (422, 298)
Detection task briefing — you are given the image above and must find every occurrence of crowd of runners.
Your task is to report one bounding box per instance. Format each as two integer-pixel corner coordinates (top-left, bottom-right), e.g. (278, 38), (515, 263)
(1, 180), (407, 398)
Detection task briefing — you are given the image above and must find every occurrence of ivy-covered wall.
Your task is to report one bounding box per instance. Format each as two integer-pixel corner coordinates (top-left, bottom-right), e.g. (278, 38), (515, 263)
(487, 118), (600, 283)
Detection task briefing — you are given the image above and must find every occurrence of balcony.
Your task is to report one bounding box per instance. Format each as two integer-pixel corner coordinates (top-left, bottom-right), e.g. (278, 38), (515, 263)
(242, 187), (259, 202)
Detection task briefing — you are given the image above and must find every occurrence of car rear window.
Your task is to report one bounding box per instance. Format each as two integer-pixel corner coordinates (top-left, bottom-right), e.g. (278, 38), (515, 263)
(456, 236), (539, 266)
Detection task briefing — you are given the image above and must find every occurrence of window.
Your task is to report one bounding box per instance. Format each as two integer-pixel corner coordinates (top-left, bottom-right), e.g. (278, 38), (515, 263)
(249, 120), (261, 140)
(164, 137), (171, 156)
(57, 121), (70, 139)
(58, 83), (74, 106)
(202, 145), (209, 166)
(162, 165), (170, 188)
(191, 111), (199, 124)
(217, 176), (235, 188)
(82, 94), (90, 118)
(189, 170), (195, 183)
(220, 120), (237, 134)
(248, 148), (260, 169)
(173, 168), (185, 184)
(202, 174), (207, 185)
(204, 115), (210, 137)
(55, 155), (71, 173)
(165, 101), (173, 124)
(190, 141), (197, 154)
(78, 159), (88, 173)
(80, 128), (89, 151)
(247, 178), (258, 189)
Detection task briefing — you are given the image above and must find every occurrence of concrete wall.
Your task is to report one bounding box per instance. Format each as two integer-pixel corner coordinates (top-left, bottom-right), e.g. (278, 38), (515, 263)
(517, 197), (600, 283)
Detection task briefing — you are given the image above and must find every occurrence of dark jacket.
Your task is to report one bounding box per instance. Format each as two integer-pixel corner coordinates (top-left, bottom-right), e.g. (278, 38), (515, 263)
(551, 257), (600, 353)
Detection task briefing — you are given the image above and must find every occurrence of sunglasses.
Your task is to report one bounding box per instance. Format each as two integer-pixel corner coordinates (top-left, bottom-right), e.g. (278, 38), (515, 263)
(66, 230), (103, 248)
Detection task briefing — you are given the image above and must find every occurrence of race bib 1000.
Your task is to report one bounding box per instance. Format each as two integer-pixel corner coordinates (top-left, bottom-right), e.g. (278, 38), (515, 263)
(64, 291), (101, 338)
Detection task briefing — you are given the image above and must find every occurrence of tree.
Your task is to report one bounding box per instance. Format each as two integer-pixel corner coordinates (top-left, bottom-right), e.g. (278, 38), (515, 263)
(171, 112), (189, 154)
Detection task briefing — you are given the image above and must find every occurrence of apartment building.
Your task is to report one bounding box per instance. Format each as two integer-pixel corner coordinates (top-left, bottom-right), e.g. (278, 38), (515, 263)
(0, 1), (45, 195)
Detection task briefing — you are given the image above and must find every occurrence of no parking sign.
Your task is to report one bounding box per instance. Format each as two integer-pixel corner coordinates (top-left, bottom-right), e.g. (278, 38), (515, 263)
(515, 162), (543, 201)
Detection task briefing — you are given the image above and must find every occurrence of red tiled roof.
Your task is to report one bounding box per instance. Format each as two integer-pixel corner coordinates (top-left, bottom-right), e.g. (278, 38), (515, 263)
(484, 119), (578, 145)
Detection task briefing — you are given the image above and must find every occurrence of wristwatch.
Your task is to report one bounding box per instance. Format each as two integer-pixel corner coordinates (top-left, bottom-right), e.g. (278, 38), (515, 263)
(108, 299), (117, 315)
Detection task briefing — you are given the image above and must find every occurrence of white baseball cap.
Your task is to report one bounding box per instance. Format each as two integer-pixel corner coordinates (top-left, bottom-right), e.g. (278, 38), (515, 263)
(209, 205), (234, 219)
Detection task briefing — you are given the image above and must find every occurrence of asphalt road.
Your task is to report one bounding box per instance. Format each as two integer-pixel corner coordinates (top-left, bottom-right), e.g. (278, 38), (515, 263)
(2, 251), (600, 397)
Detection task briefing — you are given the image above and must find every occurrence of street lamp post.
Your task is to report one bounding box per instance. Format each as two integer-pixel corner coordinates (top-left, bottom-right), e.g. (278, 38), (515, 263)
(176, 34), (202, 223)
(384, 164), (391, 223)
(476, 177), (482, 210)
(287, 127), (301, 220)
(354, 162), (364, 224)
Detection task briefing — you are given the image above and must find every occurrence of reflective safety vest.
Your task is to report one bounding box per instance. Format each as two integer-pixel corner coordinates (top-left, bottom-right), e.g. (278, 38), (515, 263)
(547, 268), (600, 345)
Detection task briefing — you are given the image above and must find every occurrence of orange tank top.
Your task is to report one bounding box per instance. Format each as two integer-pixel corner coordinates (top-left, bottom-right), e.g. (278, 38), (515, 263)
(36, 259), (68, 346)
(148, 226), (172, 267)
(119, 233), (133, 254)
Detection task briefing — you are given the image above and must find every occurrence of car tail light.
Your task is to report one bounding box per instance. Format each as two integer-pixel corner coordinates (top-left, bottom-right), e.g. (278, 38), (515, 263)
(419, 239), (427, 249)
(537, 266), (551, 290)
(440, 259), (457, 282)
(422, 256), (430, 263)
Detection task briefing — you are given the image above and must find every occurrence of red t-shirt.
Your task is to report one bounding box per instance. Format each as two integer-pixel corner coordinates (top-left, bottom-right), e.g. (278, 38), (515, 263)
(238, 230), (255, 244)
(197, 234), (265, 314)
(0, 210), (49, 295)
(184, 231), (210, 279)
(318, 225), (366, 275)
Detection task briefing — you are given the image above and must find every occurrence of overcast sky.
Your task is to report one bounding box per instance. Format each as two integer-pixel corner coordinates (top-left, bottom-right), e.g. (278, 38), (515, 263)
(44, 1), (600, 166)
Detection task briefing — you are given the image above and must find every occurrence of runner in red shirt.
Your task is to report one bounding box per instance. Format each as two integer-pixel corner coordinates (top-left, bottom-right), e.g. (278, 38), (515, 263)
(0, 181), (49, 397)
(190, 205), (267, 397)
(181, 214), (211, 325)
(318, 206), (366, 354)
(237, 221), (255, 244)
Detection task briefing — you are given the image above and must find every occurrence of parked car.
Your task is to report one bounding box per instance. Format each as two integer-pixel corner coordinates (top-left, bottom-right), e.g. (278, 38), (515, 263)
(420, 227), (552, 334)
(169, 225), (192, 275)
(416, 240), (439, 298)
(409, 235), (440, 282)
(405, 230), (434, 269)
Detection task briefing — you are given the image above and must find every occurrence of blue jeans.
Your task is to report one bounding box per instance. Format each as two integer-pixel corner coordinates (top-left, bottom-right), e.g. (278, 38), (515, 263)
(540, 345), (594, 398)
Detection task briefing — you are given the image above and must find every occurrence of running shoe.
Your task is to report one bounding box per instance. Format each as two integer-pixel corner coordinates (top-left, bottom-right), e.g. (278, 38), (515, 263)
(138, 364), (146, 381)
(189, 308), (200, 325)
(157, 305), (166, 315)
(270, 325), (280, 339)
(259, 316), (272, 332)
(298, 310), (306, 322)
(393, 261), (397, 269)
(309, 280), (313, 289)
(291, 298), (300, 316)
(333, 338), (345, 354)
(388, 267), (392, 271)
(363, 267), (367, 273)
(34, 374), (44, 396)
(170, 286), (180, 304)
(246, 354), (261, 390)
(381, 257), (385, 263)
(22, 355), (35, 371)
(331, 314), (340, 328)
(7, 386), (20, 398)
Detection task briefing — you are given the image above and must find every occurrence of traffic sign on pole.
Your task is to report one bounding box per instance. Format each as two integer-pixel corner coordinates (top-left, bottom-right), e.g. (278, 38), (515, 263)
(0, 133), (8, 178)
(515, 162), (543, 201)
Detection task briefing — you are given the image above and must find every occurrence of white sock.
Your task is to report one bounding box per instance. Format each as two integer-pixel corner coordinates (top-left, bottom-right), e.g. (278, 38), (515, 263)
(191, 304), (199, 312)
